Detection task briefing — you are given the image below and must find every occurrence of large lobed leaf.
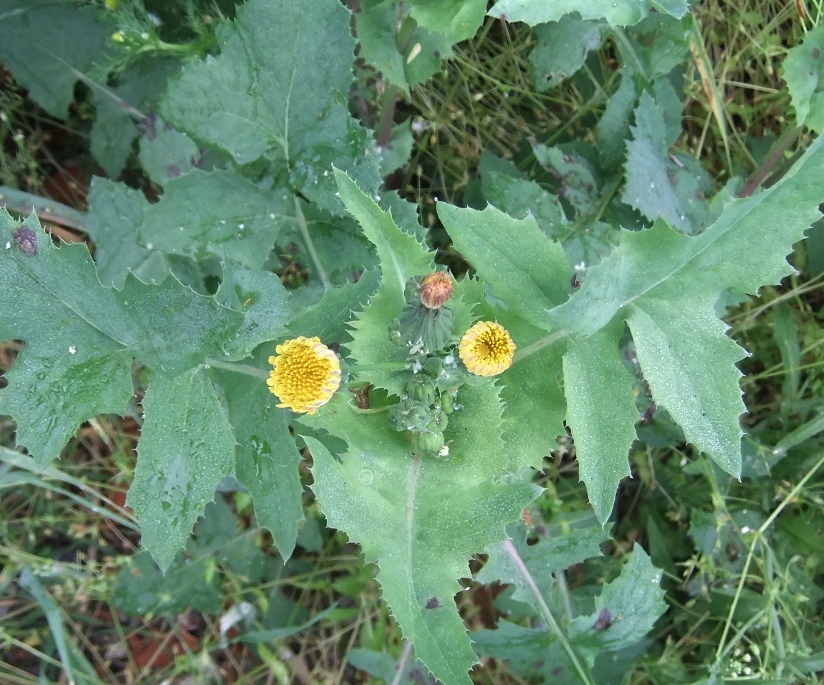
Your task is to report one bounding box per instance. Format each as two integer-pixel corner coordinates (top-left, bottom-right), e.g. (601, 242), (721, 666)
(549, 136), (824, 520)
(0, 211), (243, 468)
(161, 0), (381, 214)
(301, 391), (540, 685)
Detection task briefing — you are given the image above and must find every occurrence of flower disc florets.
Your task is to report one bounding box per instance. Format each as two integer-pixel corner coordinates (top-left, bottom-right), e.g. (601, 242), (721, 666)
(267, 337), (341, 414)
(458, 321), (516, 377)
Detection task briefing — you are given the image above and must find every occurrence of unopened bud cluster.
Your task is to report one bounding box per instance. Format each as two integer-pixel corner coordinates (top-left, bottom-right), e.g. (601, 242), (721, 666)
(389, 375), (458, 458)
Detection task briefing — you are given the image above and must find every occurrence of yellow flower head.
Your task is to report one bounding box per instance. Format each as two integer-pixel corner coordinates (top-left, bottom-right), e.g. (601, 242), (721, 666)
(267, 337), (341, 414)
(459, 321), (516, 377)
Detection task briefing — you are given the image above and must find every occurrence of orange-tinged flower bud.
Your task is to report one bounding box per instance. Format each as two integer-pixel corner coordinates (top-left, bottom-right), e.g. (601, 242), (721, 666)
(419, 272), (453, 309)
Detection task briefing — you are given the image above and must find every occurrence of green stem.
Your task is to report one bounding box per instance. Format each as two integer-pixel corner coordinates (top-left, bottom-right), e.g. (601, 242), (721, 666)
(293, 196), (329, 286)
(611, 27), (649, 82)
(738, 126), (803, 198)
(513, 330), (568, 362)
(204, 358), (269, 380)
(0, 186), (87, 231)
(502, 540), (595, 685)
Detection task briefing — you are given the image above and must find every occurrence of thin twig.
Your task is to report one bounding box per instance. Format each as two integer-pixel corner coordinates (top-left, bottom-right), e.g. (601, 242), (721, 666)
(293, 196), (330, 286)
(204, 358), (270, 380)
(390, 640), (415, 685)
(738, 127), (803, 198)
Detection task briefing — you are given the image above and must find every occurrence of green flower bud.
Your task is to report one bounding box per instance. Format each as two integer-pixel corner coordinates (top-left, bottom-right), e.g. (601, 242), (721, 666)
(412, 430), (445, 455)
(427, 408), (448, 432)
(440, 392), (455, 415)
(397, 302), (454, 353)
(388, 398), (430, 432)
(407, 377), (437, 406)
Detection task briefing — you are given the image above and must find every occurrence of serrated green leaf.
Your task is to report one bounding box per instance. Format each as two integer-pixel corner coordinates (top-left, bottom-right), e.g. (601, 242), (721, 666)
(438, 203), (572, 331)
(86, 177), (163, 288)
(113, 550), (222, 616)
(355, 0), (409, 94)
(287, 270), (381, 344)
(626, 292), (745, 475)
(473, 595), (657, 685)
(532, 143), (600, 217)
(282, 201), (378, 284)
(214, 354), (303, 560)
(141, 169), (291, 271)
(336, 168), (434, 396)
(530, 17), (605, 91)
(477, 522), (608, 605)
(161, 0), (381, 214)
(488, 0), (655, 28)
(482, 171), (619, 268)
(471, 621), (580, 685)
(409, 0), (487, 43)
(0, 212), (243, 467)
(628, 14), (692, 81)
(300, 397), (540, 685)
(597, 66), (638, 168)
(138, 122), (200, 184)
(563, 322), (638, 523)
(0, 0), (110, 117)
(127, 367), (236, 572)
(567, 547), (666, 658)
(623, 90), (697, 233)
(91, 58), (180, 178)
(217, 267), (291, 360)
(547, 137), (824, 487)
(783, 24), (824, 132)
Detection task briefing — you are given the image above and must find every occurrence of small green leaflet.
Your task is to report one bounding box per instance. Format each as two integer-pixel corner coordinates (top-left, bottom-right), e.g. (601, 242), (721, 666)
(567, 547), (667, 658)
(161, 0), (381, 214)
(530, 17), (605, 91)
(783, 24), (824, 133)
(472, 546), (666, 682)
(87, 170), (292, 286)
(142, 169), (292, 271)
(563, 321), (639, 523)
(0, 211), (243, 468)
(623, 90), (695, 233)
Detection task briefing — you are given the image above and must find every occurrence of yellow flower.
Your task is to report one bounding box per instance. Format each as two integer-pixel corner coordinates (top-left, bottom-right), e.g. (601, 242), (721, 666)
(267, 337), (341, 414)
(459, 321), (516, 377)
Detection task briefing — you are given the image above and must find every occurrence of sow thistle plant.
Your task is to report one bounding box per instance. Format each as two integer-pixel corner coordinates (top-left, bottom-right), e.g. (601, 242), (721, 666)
(2, 0), (824, 683)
